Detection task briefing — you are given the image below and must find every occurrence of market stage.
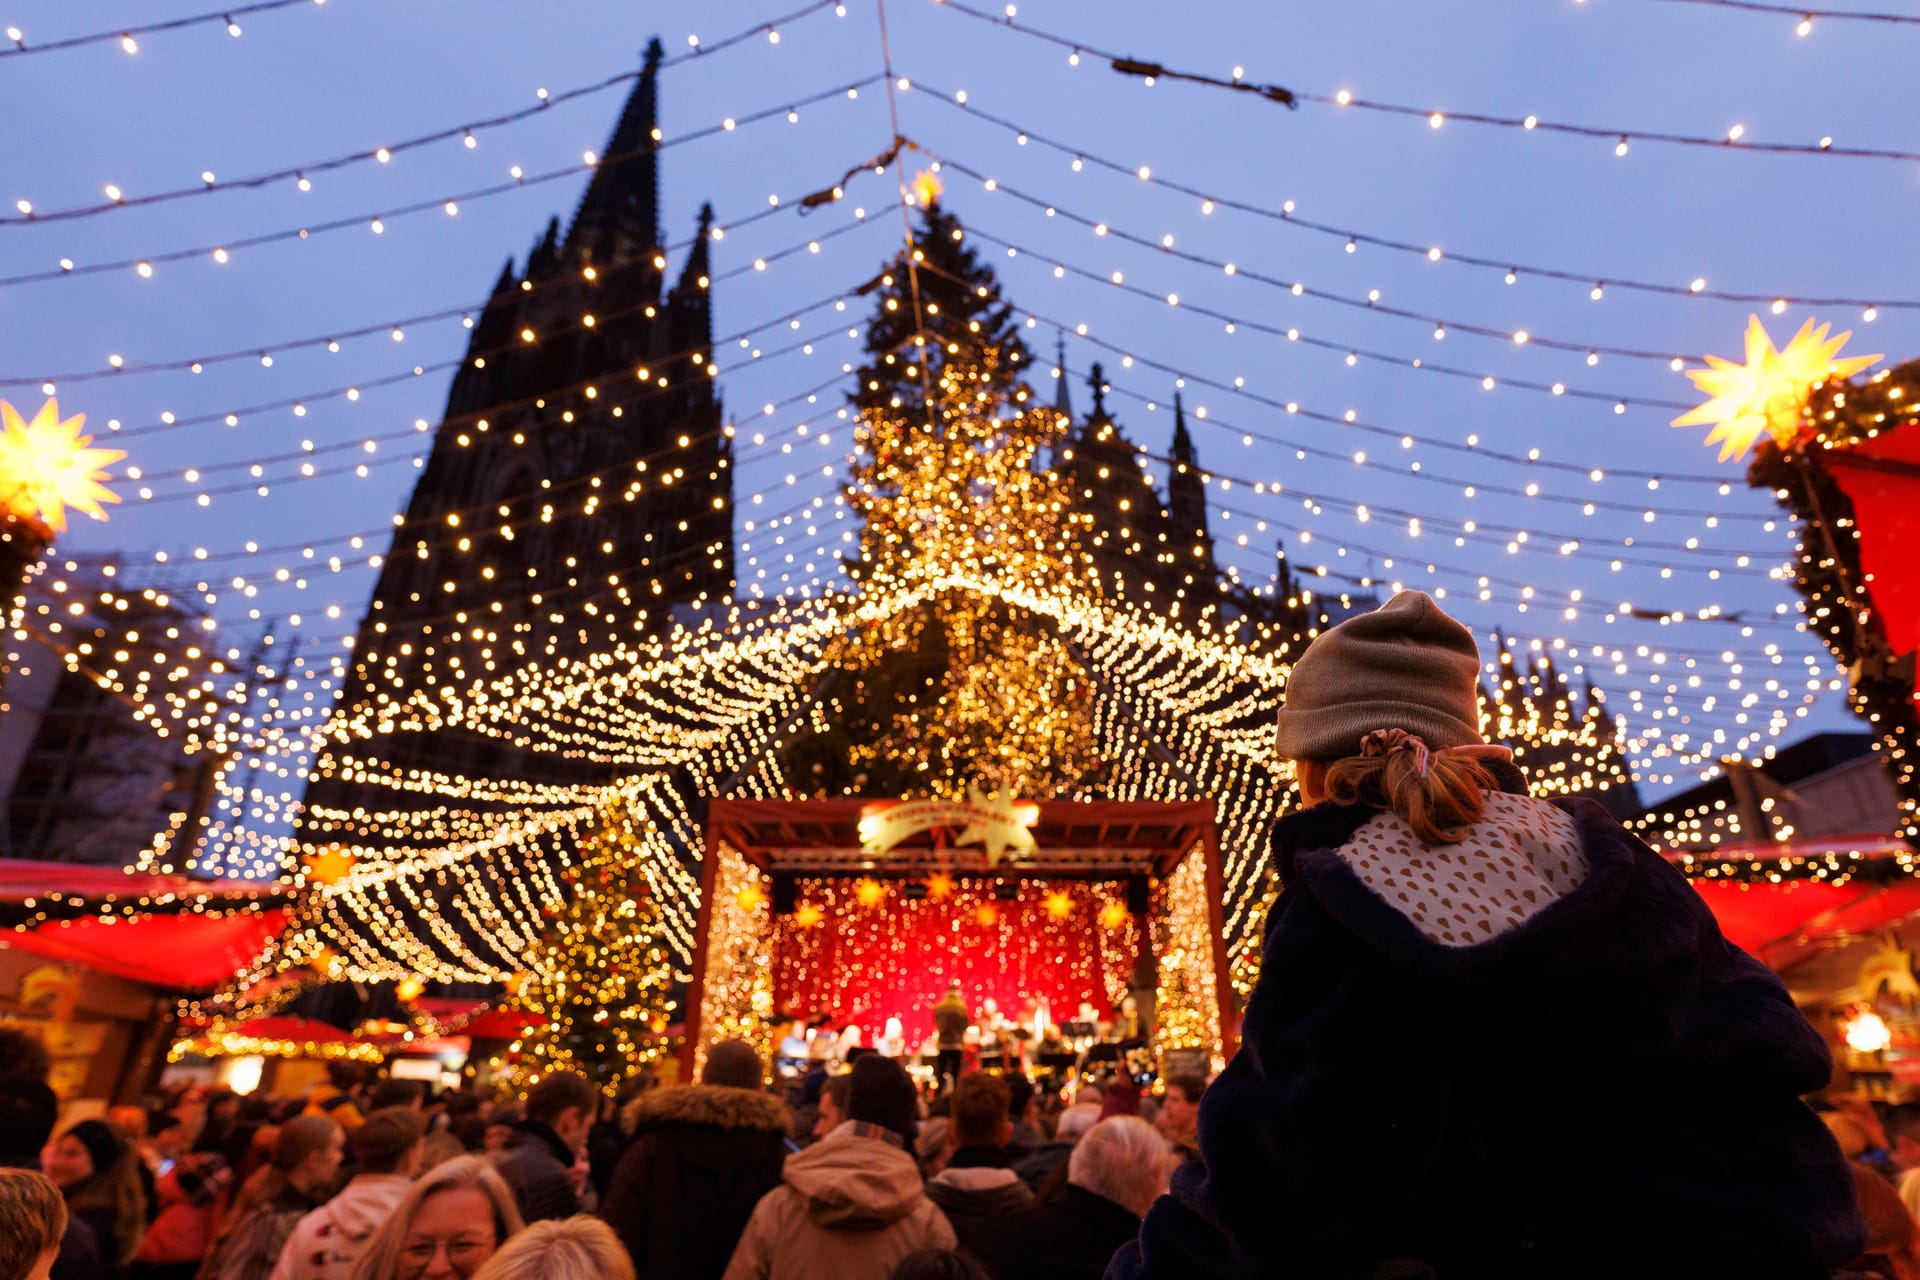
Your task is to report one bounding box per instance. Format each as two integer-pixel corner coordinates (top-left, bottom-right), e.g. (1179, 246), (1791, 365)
(684, 797), (1236, 1078)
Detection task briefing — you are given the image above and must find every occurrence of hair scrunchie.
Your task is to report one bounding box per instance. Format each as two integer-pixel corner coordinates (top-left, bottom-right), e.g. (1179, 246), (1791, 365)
(1360, 727), (1431, 778)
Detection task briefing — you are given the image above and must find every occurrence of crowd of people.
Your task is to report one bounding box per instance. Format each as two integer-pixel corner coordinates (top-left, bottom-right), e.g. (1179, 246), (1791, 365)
(0, 1024), (1191, 1280)
(7, 589), (1915, 1279)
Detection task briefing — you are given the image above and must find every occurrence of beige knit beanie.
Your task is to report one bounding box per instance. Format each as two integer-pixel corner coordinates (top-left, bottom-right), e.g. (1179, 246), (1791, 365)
(1273, 590), (1485, 761)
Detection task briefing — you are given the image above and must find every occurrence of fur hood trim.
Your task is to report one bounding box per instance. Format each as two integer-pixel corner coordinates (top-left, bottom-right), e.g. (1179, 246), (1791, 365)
(621, 1084), (790, 1137)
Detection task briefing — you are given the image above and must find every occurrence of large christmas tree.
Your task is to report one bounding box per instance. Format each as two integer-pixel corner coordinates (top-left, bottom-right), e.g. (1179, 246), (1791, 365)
(781, 194), (1105, 800)
(506, 800), (676, 1095)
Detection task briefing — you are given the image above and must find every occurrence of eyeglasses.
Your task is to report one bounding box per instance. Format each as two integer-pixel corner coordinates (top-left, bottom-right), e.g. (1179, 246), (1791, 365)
(397, 1233), (496, 1275)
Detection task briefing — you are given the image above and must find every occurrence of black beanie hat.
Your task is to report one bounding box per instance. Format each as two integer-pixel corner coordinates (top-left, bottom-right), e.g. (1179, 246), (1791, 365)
(66, 1118), (125, 1176)
(845, 1054), (919, 1138)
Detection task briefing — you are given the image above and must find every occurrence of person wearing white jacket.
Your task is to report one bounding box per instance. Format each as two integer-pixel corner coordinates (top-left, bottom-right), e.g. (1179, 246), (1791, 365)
(271, 1108), (423, 1280)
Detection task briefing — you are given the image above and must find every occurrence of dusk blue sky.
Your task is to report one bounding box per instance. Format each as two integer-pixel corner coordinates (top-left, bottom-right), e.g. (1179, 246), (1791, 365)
(3, 0), (1915, 810)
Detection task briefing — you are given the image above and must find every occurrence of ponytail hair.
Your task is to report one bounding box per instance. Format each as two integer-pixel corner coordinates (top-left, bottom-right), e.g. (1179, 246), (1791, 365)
(1317, 728), (1498, 845)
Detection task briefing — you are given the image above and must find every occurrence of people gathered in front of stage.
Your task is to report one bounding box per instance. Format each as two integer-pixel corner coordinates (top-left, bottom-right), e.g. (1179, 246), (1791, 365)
(6, 591), (1898, 1280)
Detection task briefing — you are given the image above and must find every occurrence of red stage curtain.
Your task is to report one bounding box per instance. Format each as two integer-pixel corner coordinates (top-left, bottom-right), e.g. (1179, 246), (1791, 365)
(772, 878), (1141, 1045)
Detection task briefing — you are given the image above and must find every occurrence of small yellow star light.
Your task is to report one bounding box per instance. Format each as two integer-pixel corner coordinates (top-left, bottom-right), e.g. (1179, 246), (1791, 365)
(975, 902), (999, 927)
(0, 398), (126, 532)
(925, 871), (955, 900)
(1043, 889), (1075, 920)
(735, 882), (766, 912)
(1672, 315), (1880, 461)
(911, 168), (944, 206)
(301, 846), (358, 887)
(854, 877), (887, 908)
(793, 903), (824, 929)
(1099, 901), (1130, 931)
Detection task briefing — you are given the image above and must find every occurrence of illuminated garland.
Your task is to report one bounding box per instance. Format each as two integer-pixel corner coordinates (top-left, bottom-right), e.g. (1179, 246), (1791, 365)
(691, 844), (775, 1083)
(1154, 845), (1224, 1068)
(1749, 359), (1920, 845)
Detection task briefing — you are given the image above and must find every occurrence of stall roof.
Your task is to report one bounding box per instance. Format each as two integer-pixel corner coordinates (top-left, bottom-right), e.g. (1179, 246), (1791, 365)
(2, 906), (289, 990)
(707, 798), (1217, 879)
(0, 859), (289, 928)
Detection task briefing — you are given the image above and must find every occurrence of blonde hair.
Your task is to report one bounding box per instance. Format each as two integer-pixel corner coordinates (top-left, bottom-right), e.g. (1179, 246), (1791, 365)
(349, 1156), (524, 1280)
(0, 1168), (66, 1278)
(467, 1216), (633, 1280)
(1315, 747), (1496, 845)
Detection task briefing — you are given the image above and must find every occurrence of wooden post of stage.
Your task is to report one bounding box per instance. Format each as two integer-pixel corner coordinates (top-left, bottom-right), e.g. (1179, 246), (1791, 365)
(680, 824), (723, 1083)
(1200, 816), (1239, 1058)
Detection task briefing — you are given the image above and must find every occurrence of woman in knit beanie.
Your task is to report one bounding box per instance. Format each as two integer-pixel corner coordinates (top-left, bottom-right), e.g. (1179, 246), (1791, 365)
(1110, 591), (1865, 1280)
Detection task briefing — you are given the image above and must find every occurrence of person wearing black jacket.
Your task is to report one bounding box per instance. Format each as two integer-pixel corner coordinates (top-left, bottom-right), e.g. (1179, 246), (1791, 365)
(598, 1041), (789, 1280)
(974, 1117), (1167, 1280)
(1107, 591), (1866, 1280)
(490, 1071), (595, 1224)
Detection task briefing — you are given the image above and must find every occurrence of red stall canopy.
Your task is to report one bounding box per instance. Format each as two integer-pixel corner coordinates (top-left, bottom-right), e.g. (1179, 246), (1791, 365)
(3, 907), (289, 990)
(1827, 425), (1920, 659)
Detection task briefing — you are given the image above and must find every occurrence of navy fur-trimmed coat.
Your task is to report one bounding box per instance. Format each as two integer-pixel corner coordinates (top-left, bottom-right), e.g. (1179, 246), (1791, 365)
(1108, 765), (1864, 1279)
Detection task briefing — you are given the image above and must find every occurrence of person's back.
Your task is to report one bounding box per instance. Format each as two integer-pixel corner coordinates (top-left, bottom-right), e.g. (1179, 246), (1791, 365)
(923, 1073), (1029, 1251)
(271, 1108), (422, 1280)
(200, 1115), (344, 1280)
(1110, 591), (1866, 1280)
(972, 1117), (1165, 1280)
(491, 1072), (595, 1225)
(723, 1056), (952, 1280)
(598, 1041), (789, 1280)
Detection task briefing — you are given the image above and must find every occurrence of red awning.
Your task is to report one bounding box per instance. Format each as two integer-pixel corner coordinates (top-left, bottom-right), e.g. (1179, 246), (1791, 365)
(2, 907), (288, 990)
(1827, 424), (1920, 658)
(460, 1008), (546, 1041)
(220, 1016), (359, 1045)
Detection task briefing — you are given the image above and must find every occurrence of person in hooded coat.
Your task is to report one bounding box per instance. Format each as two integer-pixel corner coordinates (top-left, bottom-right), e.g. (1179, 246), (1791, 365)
(269, 1108), (422, 1280)
(722, 1054), (952, 1280)
(596, 1040), (789, 1280)
(1107, 591), (1867, 1280)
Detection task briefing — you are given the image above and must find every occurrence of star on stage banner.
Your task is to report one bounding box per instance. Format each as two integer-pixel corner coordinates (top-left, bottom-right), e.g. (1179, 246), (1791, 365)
(858, 787), (1041, 863)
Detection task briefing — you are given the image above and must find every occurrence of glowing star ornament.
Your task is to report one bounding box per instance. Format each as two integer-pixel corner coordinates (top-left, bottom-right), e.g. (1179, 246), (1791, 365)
(911, 168), (944, 206)
(301, 846), (358, 888)
(975, 902), (999, 927)
(925, 871), (955, 900)
(1099, 901), (1130, 931)
(953, 786), (1040, 865)
(735, 882), (766, 912)
(0, 398), (125, 532)
(1672, 316), (1880, 461)
(854, 878), (887, 908)
(1043, 889), (1074, 920)
(793, 903), (825, 929)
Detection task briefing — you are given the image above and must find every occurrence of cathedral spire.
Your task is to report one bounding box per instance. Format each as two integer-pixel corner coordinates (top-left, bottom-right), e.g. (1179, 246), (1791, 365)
(1087, 362), (1107, 419)
(1054, 331), (1072, 423)
(1166, 391), (1215, 577)
(567, 38), (664, 262)
(668, 203), (715, 355)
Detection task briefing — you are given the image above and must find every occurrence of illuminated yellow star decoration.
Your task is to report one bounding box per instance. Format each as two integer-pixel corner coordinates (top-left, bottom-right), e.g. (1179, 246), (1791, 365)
(925, 871), (955, 900)
(1673, 315), (1880, 461)
(793, 903), (824, 929)
(854, 877), (887, 909)
(1043, 889), (1075, 920)
(0, 398), (125, 533)
(1099, 901), (1130, 931)
(735, 882), (766, 913)
(301, 846), (358, 888)
(911, 168), (943, 206)
(954, 786), (1039, 865)
(975, 902), (999, 927)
